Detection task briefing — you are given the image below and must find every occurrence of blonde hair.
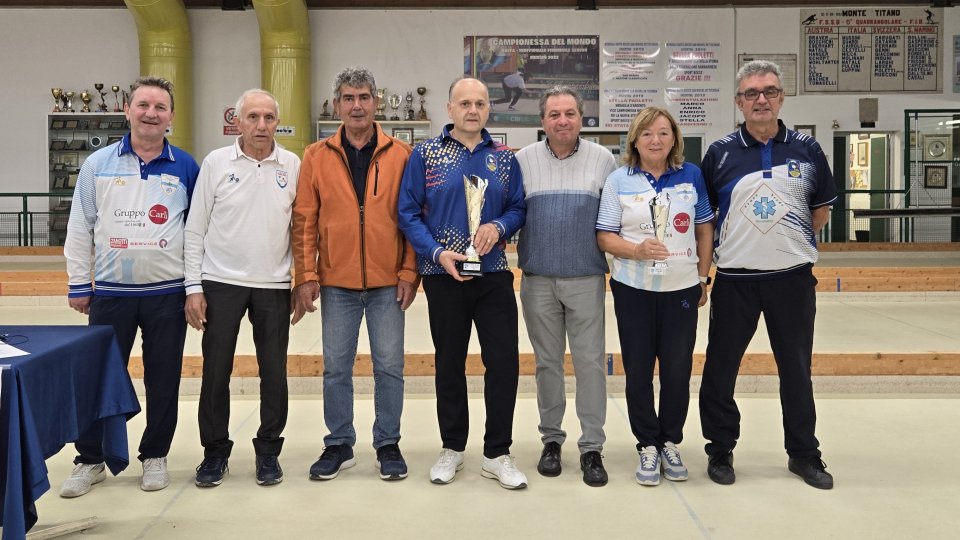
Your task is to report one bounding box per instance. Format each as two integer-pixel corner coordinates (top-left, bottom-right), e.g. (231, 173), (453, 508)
(622, 106), (684, 170)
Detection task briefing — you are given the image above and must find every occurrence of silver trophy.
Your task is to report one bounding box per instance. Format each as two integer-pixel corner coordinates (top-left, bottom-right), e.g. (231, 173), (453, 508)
(648, 192), (671, 275)
(458, 174), (488, 277)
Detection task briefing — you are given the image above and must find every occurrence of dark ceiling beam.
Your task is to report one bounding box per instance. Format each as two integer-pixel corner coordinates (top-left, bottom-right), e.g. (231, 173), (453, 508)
(0, 0), (939, 7)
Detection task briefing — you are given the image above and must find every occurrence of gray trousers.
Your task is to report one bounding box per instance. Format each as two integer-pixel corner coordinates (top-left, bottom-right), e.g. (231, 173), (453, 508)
(520, 273), (607, 453)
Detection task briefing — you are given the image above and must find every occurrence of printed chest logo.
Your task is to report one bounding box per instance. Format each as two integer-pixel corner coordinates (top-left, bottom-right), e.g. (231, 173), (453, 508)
(149, 204), (169, 225)
(673, 183), (695, 203)
(673, 212), (691, 234)
(160, 174), (180, 195)
(787, 160), (802, 178)
(740, 184), (788, 234)
(227, 173), (240, 184)
(276, 169), (288, 188)
(485, 154), (497, 172)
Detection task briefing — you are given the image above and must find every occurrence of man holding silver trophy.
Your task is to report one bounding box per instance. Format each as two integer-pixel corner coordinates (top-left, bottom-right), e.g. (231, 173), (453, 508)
(398, 77), (527, 489)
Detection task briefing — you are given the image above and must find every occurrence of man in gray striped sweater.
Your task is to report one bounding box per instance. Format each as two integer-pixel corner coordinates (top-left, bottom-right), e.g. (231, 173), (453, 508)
(515, 86), (617, 487)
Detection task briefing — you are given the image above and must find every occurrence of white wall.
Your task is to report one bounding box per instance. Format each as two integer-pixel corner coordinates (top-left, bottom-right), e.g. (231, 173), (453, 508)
(1, 6), (958, 201)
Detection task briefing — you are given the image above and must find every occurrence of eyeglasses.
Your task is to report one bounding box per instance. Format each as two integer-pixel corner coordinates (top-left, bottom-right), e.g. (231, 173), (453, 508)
(736, 87), (782, 101)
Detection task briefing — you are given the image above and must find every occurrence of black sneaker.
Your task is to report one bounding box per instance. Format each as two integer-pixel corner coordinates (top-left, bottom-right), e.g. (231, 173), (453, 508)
(256, 455), (283, 486)
(375, 444), (408, 481)
(707, 452), (735, 485)
(788, 456), (834, 490)
(580, 451), (608, 487)
(195, 457), (228, 487)
(309, 445), (356, 480)
(537, 441), (562, 477)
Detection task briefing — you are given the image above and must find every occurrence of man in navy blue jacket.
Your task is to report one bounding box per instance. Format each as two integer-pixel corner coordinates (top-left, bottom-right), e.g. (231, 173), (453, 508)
(399, 77), (527, 490)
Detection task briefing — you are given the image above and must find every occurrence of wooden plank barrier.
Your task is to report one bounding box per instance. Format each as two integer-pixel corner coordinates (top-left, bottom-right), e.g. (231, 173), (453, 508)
(128, 352), (960, 379)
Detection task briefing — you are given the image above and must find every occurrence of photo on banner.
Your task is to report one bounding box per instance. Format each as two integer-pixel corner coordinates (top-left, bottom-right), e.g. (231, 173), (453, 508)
(464, 35), (600, 127)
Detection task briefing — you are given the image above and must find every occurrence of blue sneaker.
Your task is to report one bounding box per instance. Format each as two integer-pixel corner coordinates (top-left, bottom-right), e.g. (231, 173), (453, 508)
(309, 445), (356, 480)
(195, 457), (228, 487)
(256, 455), (283, 486)
(375, 443), (408, 481)
(636, 446), (660, 486)
(660, 442), (688, 482)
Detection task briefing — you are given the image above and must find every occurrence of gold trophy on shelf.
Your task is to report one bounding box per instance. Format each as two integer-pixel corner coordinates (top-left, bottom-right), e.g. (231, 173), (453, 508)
(52, 88), (63, 112)
(95, 83), (108, 112)
(457, 174), (488, 277)
(80, 90), (92, 112)
(375, 88), (387, 120)
(405, 91), (415, 121)
(417, 87), (428, 121)
(648, 192), (671, 275)
(111, 85), (121, 112)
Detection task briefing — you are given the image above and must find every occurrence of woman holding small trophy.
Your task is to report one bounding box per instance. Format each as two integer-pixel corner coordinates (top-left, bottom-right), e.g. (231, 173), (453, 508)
(596, 107), (714, 486)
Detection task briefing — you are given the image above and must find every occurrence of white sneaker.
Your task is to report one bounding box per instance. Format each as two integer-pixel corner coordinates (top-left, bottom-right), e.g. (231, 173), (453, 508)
(60, 462), (106, 498)
(660, 442), (688, 482)
(430, 449), (464, 484)
(481, 455), (528, 490)
(141, 457), (170, 491)
(636, 446), (661, 486)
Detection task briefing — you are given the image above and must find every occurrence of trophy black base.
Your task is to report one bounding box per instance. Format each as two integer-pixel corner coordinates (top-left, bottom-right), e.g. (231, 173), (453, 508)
(457, 260), (483, 277)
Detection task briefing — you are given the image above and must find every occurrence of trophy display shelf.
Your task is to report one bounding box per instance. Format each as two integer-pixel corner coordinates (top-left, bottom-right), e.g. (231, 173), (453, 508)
(316, 119), (431, 144)
(46, 112), (127, 247)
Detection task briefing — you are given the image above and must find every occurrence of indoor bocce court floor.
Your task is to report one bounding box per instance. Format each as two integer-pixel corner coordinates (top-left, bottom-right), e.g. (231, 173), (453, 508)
(1, 249), (959, 539)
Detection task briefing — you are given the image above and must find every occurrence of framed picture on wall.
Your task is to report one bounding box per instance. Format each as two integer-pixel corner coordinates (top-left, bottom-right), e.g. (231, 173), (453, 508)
(857, 142), (868, 166)
(923, 165), (948, 189)
(60, 152), (79, 168)
(924, 134), (951, 161)
(794, 124), (815, 138)
(392, 128), (413, 144)
(489, 133), (507, 145)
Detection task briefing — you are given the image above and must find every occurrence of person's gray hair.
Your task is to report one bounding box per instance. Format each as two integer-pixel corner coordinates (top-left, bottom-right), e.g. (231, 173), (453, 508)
(235, 89), (280, 118)
(538, 85), (583, 119)
(129, 76), (175, 111)
(735, 60), (783, 91)
(333, 67), (377, 99)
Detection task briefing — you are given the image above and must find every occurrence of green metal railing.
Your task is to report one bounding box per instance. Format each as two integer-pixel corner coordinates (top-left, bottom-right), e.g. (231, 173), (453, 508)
(0, 193), (71, 247)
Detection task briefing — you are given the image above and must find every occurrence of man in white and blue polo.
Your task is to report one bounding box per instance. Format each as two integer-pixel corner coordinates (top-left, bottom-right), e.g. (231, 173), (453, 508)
(63, 76), (199, 497)
(698, 60), (837, 490)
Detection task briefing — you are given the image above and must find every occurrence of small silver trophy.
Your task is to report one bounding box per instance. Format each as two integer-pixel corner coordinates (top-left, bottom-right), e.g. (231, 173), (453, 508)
(648, 192), (671, 275)
(388, 93), (402, 121)
(458, 174), (488, 277)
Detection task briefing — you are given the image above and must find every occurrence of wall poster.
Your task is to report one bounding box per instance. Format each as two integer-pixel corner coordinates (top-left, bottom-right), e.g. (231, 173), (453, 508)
(801, 7), (943, 93)
(464, 35), (600, 127)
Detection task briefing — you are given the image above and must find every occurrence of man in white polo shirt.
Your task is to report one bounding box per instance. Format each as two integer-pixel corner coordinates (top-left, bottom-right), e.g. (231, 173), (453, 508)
(184, 89), (300, 488)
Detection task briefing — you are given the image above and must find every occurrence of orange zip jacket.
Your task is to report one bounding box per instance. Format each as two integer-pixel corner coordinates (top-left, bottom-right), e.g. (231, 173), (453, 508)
(292, 123), (418, 289)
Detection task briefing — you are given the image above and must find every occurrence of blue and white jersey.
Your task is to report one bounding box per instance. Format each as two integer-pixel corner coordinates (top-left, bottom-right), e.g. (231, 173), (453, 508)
(398, 124), (526, 276)
(702, 121), (836, 276)
(597, 163), (713, 292)
(65, 135), (199, 297)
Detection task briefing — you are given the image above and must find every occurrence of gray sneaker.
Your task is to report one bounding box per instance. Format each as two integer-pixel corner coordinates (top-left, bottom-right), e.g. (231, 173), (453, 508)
(660, 442), (688, 482)
(141, 457), (170, 491)
(60, 462), (106, 498)
(636, 446), (660, 486)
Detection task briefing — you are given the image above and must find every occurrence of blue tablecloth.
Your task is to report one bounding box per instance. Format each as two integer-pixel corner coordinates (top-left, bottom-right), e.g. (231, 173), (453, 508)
(0, 325), (141, 539)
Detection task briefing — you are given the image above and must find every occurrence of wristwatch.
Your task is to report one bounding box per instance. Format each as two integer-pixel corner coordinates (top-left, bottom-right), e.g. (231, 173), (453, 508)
(699, 275), (712, 285)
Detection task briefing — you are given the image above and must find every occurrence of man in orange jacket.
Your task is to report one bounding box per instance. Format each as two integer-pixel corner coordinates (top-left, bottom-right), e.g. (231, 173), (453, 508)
(292, 67), (418, 482)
